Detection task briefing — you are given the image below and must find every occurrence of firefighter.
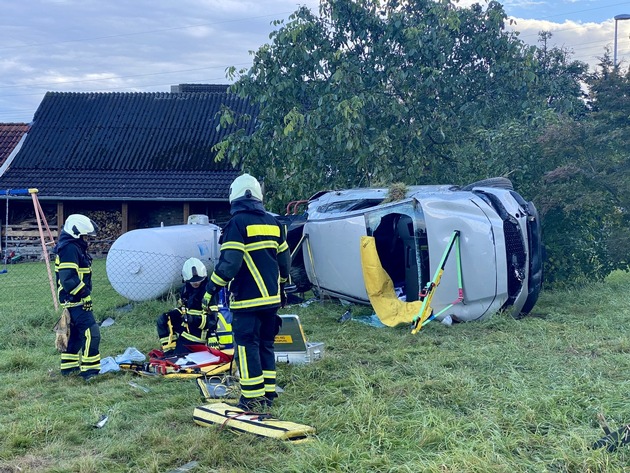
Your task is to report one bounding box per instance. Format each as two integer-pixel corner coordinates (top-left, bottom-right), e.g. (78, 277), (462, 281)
(54, 214), (101, 381)
(157, 257), (231, 354)
(203, 173), (291, 410)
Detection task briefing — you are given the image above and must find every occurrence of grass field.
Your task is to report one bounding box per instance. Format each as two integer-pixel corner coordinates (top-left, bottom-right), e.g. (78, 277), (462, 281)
(1, 261), (629, 472)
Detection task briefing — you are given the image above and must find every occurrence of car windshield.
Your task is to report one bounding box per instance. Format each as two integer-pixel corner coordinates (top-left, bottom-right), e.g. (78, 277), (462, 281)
(316, 199), (384, 214)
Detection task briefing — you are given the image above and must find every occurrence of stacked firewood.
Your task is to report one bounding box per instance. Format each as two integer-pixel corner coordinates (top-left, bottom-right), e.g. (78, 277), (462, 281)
(83, 210), (122, 254)
(1, 210), (123, 260)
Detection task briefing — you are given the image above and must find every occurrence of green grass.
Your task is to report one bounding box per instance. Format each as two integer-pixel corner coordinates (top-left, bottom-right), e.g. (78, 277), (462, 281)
(1, 262), (629, 472)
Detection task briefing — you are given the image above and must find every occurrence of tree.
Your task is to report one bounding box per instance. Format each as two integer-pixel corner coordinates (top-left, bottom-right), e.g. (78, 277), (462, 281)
(532, 54), (630, 283)
(215, 0), (548, 211)
(214, 0), (621, 286)
(426, 30), (587, 191)
(442, 31), (597, 286)
(531, 31), (588, 116)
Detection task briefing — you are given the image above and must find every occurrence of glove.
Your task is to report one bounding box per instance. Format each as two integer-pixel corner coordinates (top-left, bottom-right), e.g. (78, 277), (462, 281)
(280, 283), (287, 308)
(205, 310), (218, 332)
(207, 334), (220, 349)
(81, 295), (93, 311)
(202, 292), (216, 313)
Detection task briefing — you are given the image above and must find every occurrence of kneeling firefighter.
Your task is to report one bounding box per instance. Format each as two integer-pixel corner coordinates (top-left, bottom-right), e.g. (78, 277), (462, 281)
(157, 257), (233, 354)
(54, 214), (101, 381)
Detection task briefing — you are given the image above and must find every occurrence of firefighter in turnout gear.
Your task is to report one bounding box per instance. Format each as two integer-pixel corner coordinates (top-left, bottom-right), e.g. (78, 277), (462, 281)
(157, 258), (230, 354)
(54, 214), (101, 381)
(203, 173), (291, 410)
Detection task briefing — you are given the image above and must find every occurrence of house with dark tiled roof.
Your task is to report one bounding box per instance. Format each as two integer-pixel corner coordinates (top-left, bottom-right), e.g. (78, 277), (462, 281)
(0, 85), (256, 238)
(0, 123), (30, 175)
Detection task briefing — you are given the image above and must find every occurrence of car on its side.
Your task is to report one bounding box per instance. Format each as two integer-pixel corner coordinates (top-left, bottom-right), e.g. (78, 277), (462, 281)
(282, 177), (543, 325)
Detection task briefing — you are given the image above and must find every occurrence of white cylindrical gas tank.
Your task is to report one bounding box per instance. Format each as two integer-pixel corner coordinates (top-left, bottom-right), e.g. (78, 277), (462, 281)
(106, 222), (221, 301)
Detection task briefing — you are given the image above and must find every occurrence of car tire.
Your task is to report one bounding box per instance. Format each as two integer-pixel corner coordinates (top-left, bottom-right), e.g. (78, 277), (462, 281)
(518, 201), (544, 316)
(290, 265), (312, 294)
(460, 177), (514, 191)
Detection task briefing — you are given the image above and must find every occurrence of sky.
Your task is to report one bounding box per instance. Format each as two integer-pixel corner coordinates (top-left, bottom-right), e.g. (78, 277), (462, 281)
(2, 0), (630, 123)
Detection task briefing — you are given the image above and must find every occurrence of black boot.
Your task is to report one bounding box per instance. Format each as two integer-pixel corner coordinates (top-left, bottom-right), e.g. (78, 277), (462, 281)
(81, 369), (100, 382)
(264, 392), (278, 407)
(237, 395), (267, 411)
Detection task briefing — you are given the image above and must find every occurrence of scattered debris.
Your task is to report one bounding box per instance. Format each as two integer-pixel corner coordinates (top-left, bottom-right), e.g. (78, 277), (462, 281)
(592, 413), (630, 452)
(353, 314), (386, 328)
(299, 298), (318, 308)
(99, 356), (121, 374)
(128, 381), (150, 393)
(94, 414), (109, 429)
(166, 461), (199, 473)
(338, 309), (352, 323)
(114, 347), (146, 364)
(100, 317), (115, 327)
(382, 182), (408, 203)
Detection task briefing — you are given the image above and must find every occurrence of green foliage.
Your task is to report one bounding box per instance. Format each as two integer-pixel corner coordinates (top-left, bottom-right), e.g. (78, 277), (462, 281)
(216, 0), (552, 211)
(213, 0), (623, 285)
(530, 61), (630, 284)
(530, 31), (589, 116)
(2, 263), (630, 471)
(382, 182), (408, 203)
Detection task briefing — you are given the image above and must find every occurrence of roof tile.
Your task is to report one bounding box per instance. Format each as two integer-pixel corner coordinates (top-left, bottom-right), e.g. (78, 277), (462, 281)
(0, 90), (255, 200)
(0, 123), (29, 169)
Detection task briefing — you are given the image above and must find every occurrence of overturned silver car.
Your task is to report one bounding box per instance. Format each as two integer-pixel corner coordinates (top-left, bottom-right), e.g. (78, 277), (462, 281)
(283, 178), (543, 329)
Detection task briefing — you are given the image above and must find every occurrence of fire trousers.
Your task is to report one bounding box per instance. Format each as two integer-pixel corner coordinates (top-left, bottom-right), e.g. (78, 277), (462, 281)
(60, 305), (101, 377)
(232, 308), (282, 400)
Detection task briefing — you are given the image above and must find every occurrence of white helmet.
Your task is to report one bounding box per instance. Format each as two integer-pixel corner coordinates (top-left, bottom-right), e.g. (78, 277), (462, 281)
(63, 214), (98, 239)
(229, 173), (263, 203)
(182, 257), (208, 283)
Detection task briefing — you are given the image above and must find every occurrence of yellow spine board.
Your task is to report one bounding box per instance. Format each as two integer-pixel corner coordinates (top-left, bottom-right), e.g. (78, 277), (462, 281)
(193, 402), (316, 442)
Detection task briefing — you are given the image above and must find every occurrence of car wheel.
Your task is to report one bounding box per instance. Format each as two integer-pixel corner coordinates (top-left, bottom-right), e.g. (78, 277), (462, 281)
(290, 265), (313, 294)
(519, 201), (544, 316)
(460, 177), (514, 191)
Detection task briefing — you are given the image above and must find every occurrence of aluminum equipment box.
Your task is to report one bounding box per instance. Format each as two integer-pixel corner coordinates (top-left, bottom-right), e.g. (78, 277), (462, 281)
(274, 314), (324, 364)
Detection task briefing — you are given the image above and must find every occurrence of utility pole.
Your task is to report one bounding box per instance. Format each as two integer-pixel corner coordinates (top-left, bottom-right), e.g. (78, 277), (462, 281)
(614, 14), (630, 67)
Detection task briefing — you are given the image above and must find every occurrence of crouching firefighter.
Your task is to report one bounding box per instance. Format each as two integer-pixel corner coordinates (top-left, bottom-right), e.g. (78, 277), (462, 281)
(203, 173), (291, 410)
(157, 257), (232, 354)
(54, 214), (101, 381)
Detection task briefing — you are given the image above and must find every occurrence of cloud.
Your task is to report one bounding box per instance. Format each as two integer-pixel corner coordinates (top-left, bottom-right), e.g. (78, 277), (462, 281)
(0, 0), (626, 123)
(508, 17), (618, 68)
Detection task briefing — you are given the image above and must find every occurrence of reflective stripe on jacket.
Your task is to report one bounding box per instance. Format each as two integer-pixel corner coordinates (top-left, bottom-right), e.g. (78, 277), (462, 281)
(210, 198), (291, 311)
(54, 230), (92, 304)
